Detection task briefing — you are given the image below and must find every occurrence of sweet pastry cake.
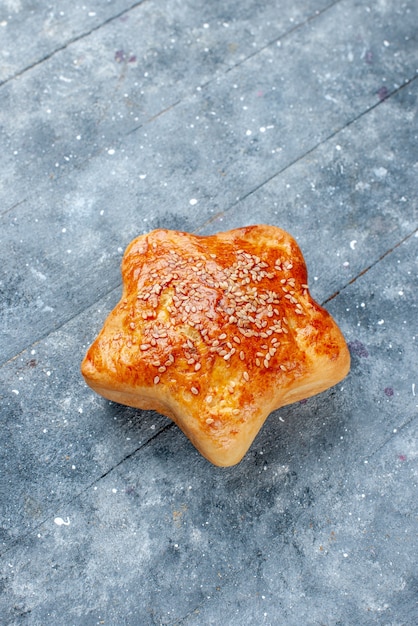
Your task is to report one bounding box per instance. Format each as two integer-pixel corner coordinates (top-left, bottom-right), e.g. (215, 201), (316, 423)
(81, 225), (350, 466)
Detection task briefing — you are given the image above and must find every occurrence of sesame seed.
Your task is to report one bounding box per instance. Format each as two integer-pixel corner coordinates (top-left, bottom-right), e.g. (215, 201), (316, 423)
(154, 376), (160, 385)
(140, 344), (151, 351)
(243, 371), (249, 381)
(206, 417), (214, 424)
(239, 351), (245, 361)
(191, 387), (199, 395)
(206, 395), (213, 403)
(256, 358), (261, 367)
(194, 363), (201, 371)
(158, 366), (166, 373)
(219, 333), (227, 340)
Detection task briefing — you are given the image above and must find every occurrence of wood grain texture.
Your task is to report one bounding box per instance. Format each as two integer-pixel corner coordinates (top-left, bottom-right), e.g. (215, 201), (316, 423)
(0, 0), (417, 623)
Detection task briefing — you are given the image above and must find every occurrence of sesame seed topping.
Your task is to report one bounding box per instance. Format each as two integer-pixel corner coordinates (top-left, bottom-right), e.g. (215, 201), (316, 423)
(130, 234), (306, 388)
(154, 376), (160, 385)
(191, 387), (199, 395)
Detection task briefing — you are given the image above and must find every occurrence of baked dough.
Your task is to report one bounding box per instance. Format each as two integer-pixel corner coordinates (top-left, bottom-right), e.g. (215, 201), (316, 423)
(81, 225), (350, 466)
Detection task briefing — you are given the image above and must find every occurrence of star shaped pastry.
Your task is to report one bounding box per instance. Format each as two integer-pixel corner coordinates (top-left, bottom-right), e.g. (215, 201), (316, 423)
(81, 225), (350, 466)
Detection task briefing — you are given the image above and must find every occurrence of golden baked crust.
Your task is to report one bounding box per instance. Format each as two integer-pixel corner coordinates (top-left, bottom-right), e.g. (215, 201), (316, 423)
(81, 225), (350, 466)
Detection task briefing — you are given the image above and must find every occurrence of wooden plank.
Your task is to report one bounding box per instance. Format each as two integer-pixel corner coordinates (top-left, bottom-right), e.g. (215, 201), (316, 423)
(0, 0), (334, 211)
(0, 1), (146, 84)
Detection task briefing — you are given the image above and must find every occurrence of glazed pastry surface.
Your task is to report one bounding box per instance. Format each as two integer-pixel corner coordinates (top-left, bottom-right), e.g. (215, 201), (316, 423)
(81, 225), (350, 466)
